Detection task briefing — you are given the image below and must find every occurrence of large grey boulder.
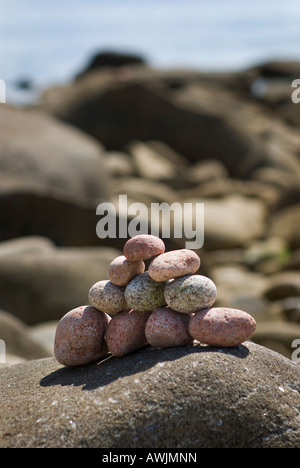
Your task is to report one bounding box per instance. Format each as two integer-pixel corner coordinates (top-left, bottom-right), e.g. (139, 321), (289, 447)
(0, 342), (299, 448)
(0, 240), (121, 324)
(0, 105), (110, 245)
(0, 105), (108, 203)
(39, 69), (300, 179)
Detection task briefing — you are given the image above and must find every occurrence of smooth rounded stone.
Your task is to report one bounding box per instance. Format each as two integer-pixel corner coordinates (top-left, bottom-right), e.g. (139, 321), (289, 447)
(148, 249), (200, 282)
(164, 275), (217, 314)
(145, 307), (192, 348)
(54, 305), (110, 367)
(0, 105), (111, 246)
(127, 140), (178, 181)
(0, 105), (109, 203)
(108, 255), (145, 286)
(105, 309), (151, 357)
(189, 308), (257, 348)
(124, 272), (166, 312)
(1, 342), (300, 448)
(123, 234), (165, 261)
(190, 195), (266, 250)
(0, 236), (55, 258)
(88, 280), (127, 315)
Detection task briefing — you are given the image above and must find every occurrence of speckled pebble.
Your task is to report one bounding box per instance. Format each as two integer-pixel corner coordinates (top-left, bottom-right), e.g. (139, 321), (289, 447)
(125, 272), (166, 312)
(105, 309), (151, 356)
(54, 305), (110, 367)
(188, 307), (257, 347)
(164, 274), (217, 314)
(123, 234), (165, 261)
(108, 255), (145, 286)
(148, 249), (200, 282)
(145, 307), (193, 348)
(88, 280), (127, 315)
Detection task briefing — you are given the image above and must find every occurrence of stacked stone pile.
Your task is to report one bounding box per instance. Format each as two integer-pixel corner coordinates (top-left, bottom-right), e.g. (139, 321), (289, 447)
(54, 234), (256, 366)
(1, 59), (300, 362)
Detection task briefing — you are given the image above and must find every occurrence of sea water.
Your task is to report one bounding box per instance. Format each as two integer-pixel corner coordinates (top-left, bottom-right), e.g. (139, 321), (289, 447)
(1, 0), (300, 103)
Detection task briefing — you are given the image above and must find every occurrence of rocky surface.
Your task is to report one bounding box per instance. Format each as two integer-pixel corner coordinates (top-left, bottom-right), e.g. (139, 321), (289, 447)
(0, 342), (299, 448)
(0, 105), (111, 246)
(1, 57), (300, 416)
(0, 239), (121, 324)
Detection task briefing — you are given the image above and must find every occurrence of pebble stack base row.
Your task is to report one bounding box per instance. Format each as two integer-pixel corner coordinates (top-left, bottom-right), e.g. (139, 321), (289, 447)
(54, 235), (257, 367)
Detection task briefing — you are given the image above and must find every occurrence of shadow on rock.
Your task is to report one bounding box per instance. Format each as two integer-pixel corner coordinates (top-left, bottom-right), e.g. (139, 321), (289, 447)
(39, 343), (250, 391)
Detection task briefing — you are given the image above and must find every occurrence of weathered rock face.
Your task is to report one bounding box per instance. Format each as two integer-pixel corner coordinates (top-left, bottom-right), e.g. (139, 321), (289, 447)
(39, 67), (300, 181)
(0, 241), (121, 324)
(1, 342), (299, 448)
(0, 105), (110, 245)
(197, 195), (267, 250)
(0, 105), (108, 202)
(38, 78), (268, 178)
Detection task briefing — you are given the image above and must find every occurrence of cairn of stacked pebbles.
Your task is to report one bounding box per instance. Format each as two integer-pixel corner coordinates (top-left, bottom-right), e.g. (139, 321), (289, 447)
(54, 234), (256, 367)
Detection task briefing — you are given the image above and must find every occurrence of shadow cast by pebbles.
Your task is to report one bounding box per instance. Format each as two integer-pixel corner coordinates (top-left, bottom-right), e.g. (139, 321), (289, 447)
(39, 343), (250, 391)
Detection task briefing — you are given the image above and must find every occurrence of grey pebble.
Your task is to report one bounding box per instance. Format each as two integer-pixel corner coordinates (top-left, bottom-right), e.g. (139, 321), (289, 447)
(164, 274), (217, 314)
(125, 272), (166, 312)
(88, 280), (127, 315)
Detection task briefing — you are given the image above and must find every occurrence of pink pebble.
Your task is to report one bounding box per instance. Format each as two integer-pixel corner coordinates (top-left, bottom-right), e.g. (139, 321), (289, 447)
(123, 234), (165, 261)
(105, 309), (151, 357)
(108, 255), (145, 286)
(145, 307), (193, 348)
(188, 307), (257, 348)
(148, 249), (200, 282)
(54, 305), (110, 367)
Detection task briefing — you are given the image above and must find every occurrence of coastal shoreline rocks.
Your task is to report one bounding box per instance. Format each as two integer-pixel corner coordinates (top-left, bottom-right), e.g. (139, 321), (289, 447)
(0, 57), (300, 384)
(0, 240), (122, 325)
(0, 105), (110, 246)
(0, 342), (300, 448)
(0, 56), (300, 448)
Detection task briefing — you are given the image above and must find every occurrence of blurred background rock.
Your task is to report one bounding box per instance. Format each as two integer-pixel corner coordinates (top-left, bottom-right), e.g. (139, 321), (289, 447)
(1, 0), (300, 365)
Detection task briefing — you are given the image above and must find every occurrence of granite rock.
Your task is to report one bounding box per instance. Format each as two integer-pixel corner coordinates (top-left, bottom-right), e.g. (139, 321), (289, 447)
(0, 244), (121, 324)
(0, 309), (51, 361)
(0, 105), (110, 245)
(0, 342), (299, 448)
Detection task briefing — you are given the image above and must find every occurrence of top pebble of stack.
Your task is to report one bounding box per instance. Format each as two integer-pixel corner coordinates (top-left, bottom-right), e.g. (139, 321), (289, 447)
(123, 234), (165, 261)
(148, 249), (200, 282)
